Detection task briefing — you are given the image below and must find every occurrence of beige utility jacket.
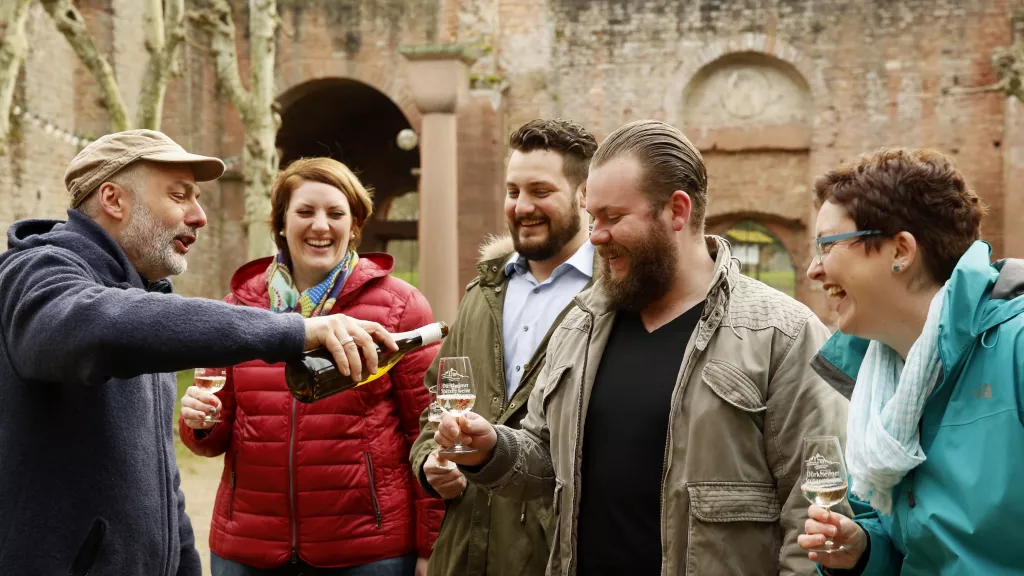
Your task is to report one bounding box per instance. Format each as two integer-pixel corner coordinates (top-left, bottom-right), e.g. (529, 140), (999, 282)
(466, 236), (850, 575)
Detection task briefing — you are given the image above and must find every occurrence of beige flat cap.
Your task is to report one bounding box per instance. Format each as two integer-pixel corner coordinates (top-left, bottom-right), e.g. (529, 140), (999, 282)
(66, 129), (226, 208)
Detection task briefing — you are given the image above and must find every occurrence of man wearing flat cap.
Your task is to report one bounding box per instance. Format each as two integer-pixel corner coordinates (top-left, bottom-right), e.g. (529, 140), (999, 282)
(0, 130), (395, 575)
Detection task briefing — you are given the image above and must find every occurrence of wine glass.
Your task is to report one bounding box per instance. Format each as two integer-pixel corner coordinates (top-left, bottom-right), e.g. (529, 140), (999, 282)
(437, 357), (477, 456)
(427, 379), (456, 469)
(193, 367), (227, 423)
(800, 436), (851, 553)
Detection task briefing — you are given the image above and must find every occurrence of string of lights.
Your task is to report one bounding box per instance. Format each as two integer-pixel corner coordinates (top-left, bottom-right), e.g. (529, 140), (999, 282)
(9, 103), (243, 171)
(8, 104), (94, 148)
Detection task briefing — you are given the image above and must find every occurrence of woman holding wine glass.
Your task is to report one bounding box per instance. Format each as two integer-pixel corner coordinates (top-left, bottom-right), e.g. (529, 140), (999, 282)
(179, 157), (443, 576)
(800, 148), (1024, 575)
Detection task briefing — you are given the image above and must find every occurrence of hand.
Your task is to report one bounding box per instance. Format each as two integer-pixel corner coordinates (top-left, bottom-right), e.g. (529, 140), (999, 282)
(798, 505), (868, 569)
(415, 557), (429, 576)
(303, 315), (397, 381)
(424, 449), (466, 499)
(180, 385), (222, 430)
(434, 412), (496, 467)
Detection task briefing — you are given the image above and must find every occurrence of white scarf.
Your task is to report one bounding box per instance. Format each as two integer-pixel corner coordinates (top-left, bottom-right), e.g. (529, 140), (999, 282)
(845, 284), (946, 515)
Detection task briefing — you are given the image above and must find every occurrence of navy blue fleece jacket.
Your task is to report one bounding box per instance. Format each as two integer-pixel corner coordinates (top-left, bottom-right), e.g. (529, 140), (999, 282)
(0, 211), (306, 575)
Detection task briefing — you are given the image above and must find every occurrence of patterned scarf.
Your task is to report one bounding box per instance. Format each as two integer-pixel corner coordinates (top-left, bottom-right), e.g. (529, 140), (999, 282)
(845, 283), (946, 515)
(266, 250), (359, 318)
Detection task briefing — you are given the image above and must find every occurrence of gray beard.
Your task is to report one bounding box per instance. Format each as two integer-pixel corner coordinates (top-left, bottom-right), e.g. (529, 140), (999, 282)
(119, 200), (188, 280)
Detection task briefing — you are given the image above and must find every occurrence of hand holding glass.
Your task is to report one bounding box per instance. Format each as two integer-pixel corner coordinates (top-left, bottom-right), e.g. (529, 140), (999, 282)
(800, 436), (851, 553)
(437, 357), (477, 456)
(193, 367), (226, 423)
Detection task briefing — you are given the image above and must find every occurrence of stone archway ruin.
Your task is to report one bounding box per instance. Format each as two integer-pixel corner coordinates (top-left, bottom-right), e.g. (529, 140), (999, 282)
(275, 78), (420, 262)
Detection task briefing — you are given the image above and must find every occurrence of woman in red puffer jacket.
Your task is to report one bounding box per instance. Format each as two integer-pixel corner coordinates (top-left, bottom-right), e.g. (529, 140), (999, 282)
(179, 157), (443, 576)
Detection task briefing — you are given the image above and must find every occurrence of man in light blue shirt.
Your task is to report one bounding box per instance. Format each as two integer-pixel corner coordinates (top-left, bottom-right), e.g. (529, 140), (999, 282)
(412, 119), (599, 576)
(501, 240), (593, 398)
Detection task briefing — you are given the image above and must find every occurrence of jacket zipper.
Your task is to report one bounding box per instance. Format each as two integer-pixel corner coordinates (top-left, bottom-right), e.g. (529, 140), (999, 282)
(68, 519), (107, 576)
(567, 307), (595, 576)
(288, 398), (298, 564)
(364, 452), (383, 528)
(229, 451), (237, 519)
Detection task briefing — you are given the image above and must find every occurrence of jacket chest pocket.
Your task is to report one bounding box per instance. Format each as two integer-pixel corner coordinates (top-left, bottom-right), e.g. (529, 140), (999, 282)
(685, 482), (780, 576)
(701, 360), (766, 432)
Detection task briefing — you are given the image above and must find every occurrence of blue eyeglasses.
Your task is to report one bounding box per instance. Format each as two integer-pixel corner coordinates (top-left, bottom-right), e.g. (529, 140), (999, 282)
(813, 230), (884, 261)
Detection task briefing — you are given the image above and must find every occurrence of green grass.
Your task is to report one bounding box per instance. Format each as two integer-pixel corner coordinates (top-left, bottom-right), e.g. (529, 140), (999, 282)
(392, 269), (419, 287)
(173, 370), (202, 467)
(741, 270), (796, 296)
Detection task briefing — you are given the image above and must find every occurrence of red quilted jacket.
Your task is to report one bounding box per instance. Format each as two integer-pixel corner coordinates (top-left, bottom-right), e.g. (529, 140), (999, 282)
(179, 254), (444, 569)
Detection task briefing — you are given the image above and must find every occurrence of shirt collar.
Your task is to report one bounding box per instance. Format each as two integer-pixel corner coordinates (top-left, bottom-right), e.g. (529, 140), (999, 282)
(504, 240), (595, 280)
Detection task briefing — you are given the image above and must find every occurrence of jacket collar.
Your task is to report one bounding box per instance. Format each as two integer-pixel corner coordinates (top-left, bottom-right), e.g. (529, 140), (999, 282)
(63, 210), (150, 290)
(229, 252), (395, 310)
(812, 241), (1024, 396)
(474, 234), (599, 288)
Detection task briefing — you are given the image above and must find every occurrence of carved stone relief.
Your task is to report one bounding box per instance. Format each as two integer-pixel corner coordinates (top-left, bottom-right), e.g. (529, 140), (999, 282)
(683, 54), (812, 128)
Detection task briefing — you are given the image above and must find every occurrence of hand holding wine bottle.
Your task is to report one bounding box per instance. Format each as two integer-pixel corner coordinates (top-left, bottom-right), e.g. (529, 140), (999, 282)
(302, 314), (398, 381)
(288, 321), (448, 403)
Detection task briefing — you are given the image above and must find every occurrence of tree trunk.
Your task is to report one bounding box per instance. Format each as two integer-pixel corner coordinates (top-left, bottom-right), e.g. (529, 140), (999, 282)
(136, 0), (185, 130)
(40, 0), (129, 131)
(193, 0), (279, 260)
(243, 0), (280, 260)
(0, 0), (32, 155)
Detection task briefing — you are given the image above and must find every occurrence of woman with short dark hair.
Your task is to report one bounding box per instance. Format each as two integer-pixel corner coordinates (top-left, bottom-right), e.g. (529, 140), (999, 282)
(799, 147), (1024, 574)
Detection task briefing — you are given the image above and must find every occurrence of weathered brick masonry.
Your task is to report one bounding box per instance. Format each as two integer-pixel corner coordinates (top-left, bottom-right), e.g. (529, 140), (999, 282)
(3, 0), (1022, 325)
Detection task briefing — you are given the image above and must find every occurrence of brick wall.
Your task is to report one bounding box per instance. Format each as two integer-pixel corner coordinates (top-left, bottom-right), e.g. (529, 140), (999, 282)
(3, 0), (1022, 323)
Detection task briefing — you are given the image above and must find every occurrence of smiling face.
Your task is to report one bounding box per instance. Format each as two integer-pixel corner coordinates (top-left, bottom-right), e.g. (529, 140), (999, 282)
(587, 155), (679, 311)
(504, 149), (585, 262)
(118, 162), (206, 280)
(283, 179), (354, 289)
(806, 200), (902, 337)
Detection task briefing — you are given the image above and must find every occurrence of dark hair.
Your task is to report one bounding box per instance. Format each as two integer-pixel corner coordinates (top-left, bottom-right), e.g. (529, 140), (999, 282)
(813, 147), (986, 283)
(590, 119), (708, 229)
(508, 119), (598, 190)
(270, 157), (374, 256)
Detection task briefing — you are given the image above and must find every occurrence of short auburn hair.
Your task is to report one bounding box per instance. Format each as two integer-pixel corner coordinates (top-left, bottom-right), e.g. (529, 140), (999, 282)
(270, 157), (374, 255)
(813, 147), (986, 283)
(508, 119), (598, 191)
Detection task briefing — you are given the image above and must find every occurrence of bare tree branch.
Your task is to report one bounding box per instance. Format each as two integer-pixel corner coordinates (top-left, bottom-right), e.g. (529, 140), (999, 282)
(190, 0), (280, 259)
(949, 43), (1024, 102)
(189, 0), (253, 116)
(0, 0), (33, 154)
(136, 0), (186, 129)
(40, 0), (129, 131)
(184, 34), (211, 54)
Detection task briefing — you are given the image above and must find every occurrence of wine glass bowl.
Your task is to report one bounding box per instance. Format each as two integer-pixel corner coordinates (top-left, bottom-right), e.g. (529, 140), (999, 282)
(194, 367), (227, 423)
(437, 357), (477, 455)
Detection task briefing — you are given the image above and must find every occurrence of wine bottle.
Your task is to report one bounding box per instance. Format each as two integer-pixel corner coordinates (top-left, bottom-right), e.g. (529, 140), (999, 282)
(286, 321), (449, 403)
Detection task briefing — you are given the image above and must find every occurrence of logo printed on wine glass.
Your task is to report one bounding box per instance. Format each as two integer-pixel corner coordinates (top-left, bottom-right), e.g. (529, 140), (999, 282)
(805, 453), (841, 483)
(441, 368), (464, 380)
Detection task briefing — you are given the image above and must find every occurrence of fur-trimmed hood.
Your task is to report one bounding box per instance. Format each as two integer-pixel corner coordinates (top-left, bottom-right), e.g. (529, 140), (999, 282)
(478, 234), (516, 263)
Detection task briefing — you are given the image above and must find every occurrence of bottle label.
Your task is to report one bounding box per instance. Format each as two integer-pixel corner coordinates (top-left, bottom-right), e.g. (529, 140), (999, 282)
(416, 323), (445, 345)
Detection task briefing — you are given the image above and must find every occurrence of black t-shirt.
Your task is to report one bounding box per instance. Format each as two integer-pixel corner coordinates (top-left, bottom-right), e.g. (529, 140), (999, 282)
(576, 301), (705, 576)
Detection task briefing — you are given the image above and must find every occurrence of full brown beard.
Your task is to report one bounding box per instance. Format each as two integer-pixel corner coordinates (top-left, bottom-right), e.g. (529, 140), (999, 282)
(510, 195), (583, 261)
(597, 222), (677, 311)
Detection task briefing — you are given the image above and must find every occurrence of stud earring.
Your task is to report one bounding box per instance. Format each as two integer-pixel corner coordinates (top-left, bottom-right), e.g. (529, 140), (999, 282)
(893, 264), (900, 271)
(279, 230), (285, 237)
